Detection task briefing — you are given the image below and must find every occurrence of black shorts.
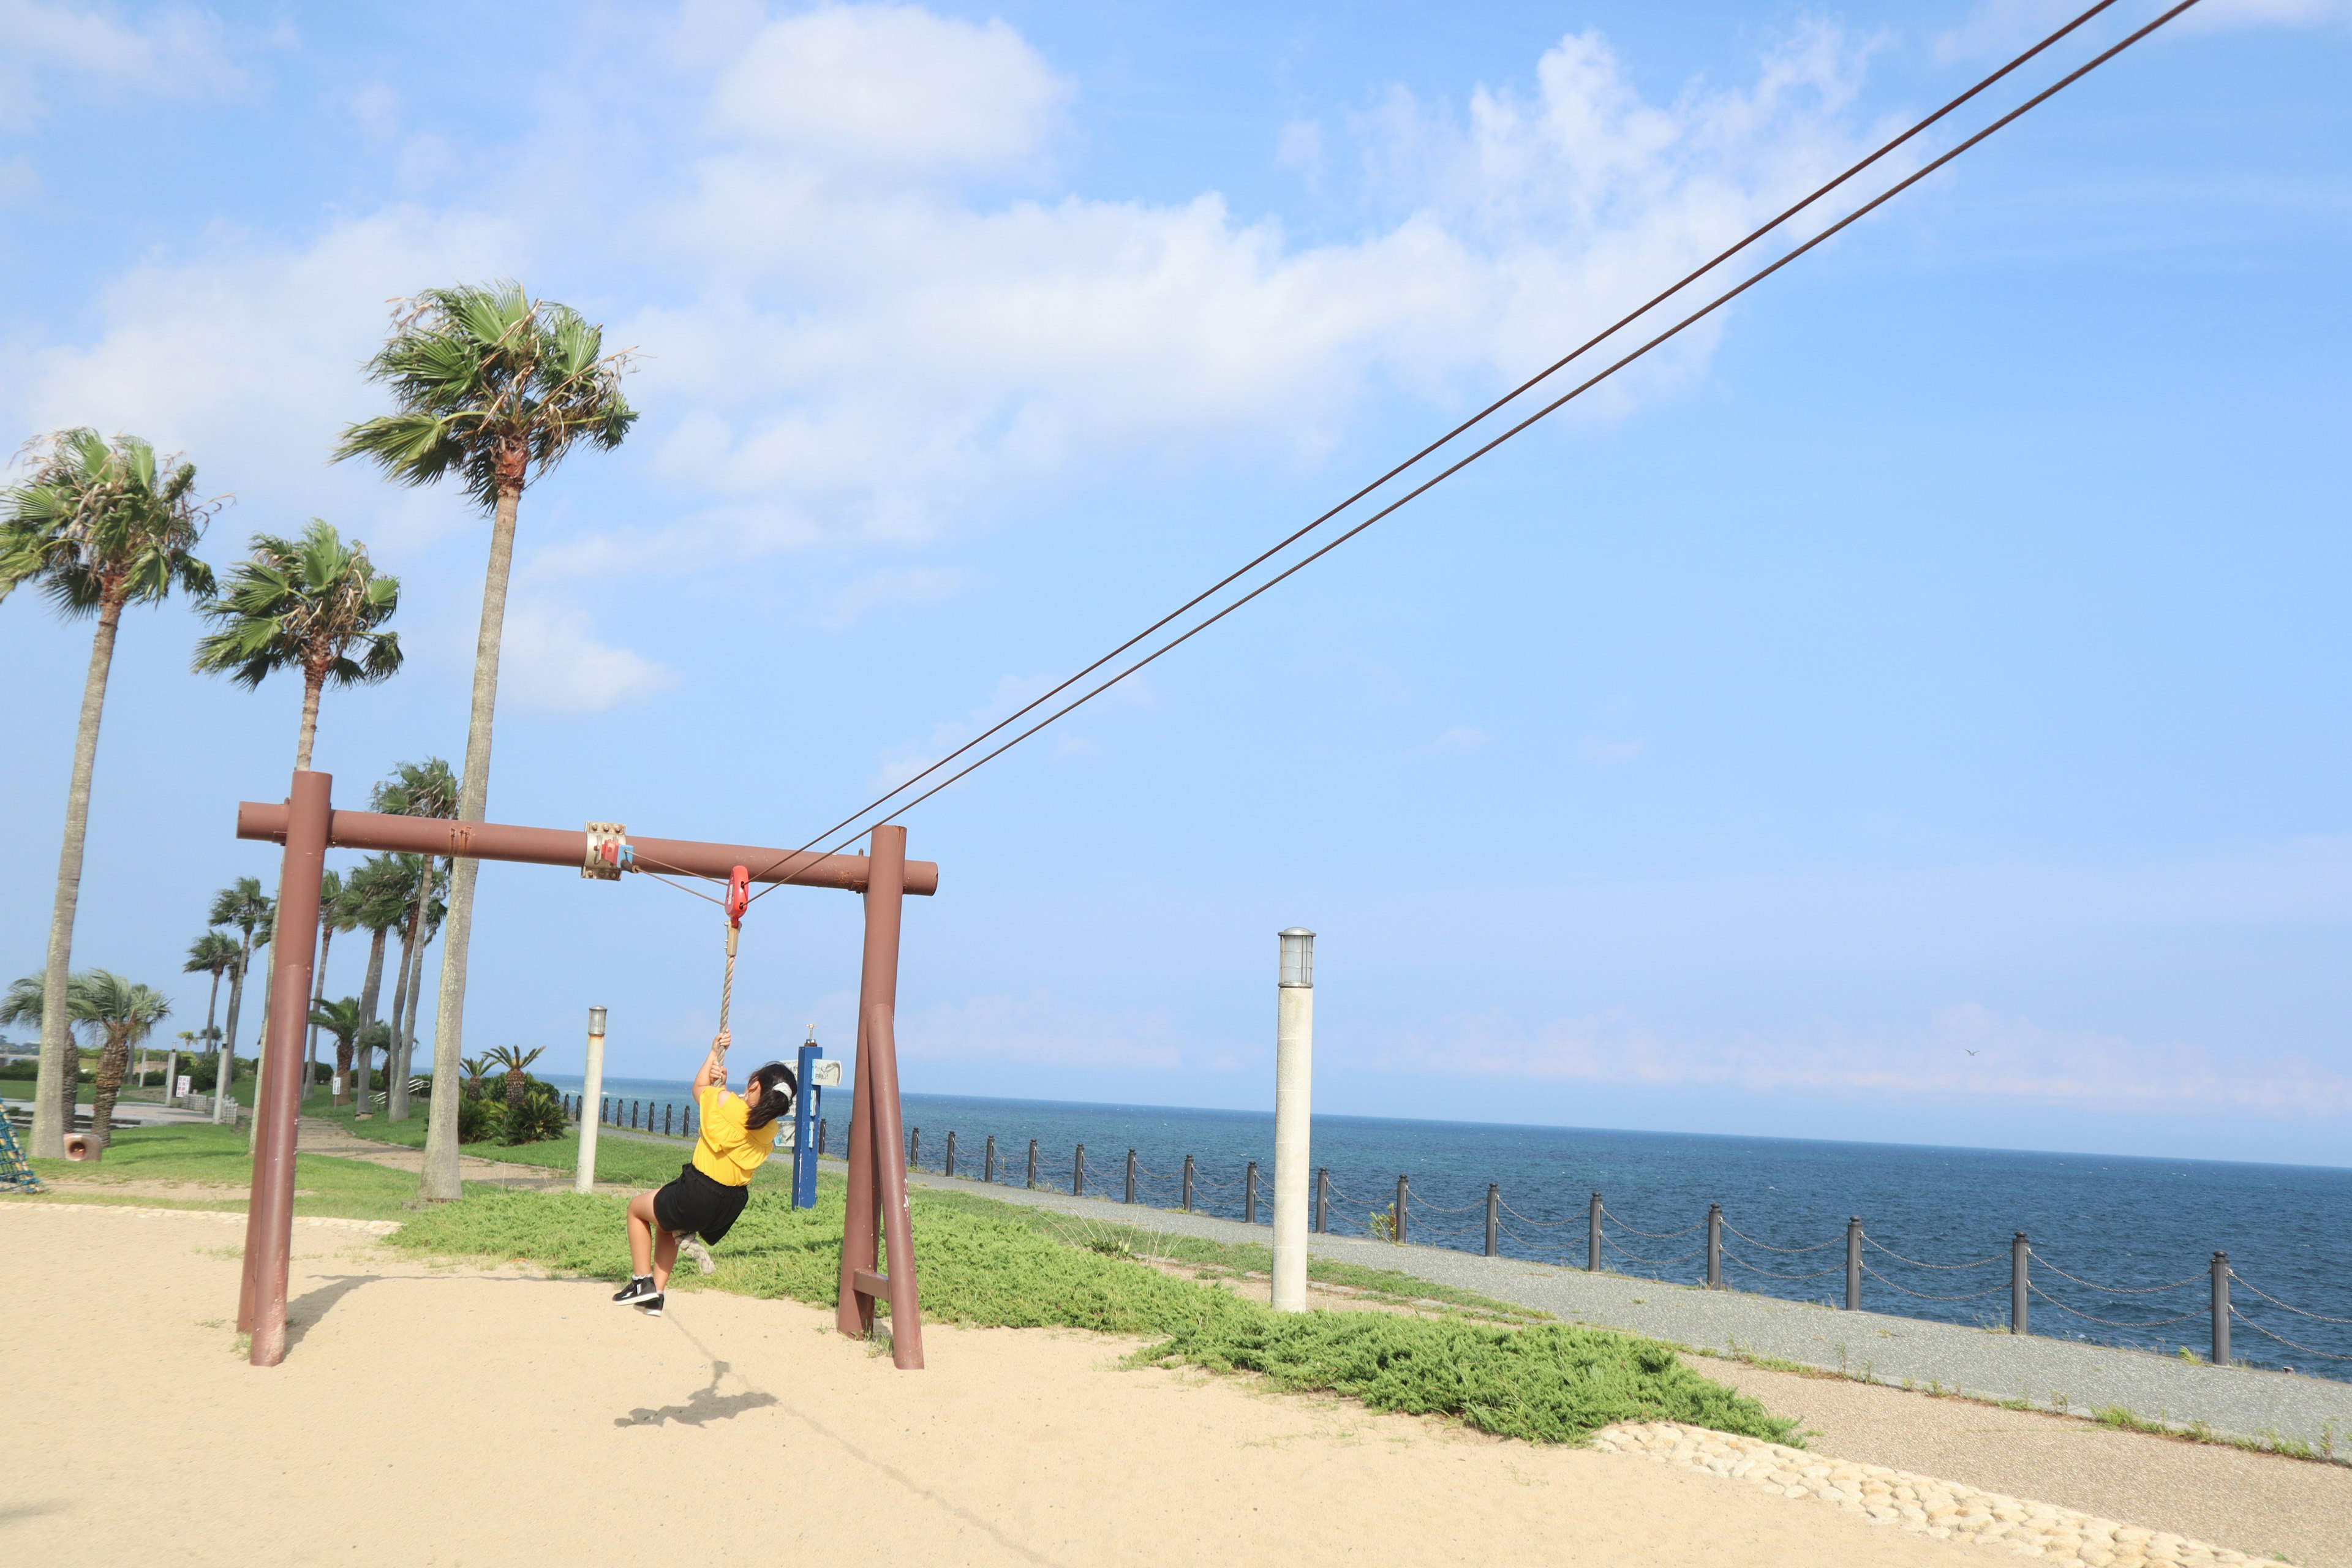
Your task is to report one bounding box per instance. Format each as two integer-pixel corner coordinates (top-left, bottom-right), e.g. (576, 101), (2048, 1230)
(652, 1163), (750, 1246)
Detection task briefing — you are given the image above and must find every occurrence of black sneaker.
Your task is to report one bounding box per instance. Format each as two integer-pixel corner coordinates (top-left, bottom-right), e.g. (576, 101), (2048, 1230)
(635, 1292), (665, 1318)
(612, 1276), (658, 1306)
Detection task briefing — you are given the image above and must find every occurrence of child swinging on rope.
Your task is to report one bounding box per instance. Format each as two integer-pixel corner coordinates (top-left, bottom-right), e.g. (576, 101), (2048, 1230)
(612, 1030), (796, 1318)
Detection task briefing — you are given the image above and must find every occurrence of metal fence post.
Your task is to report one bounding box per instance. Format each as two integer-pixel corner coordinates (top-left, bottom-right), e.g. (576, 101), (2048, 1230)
(631, 1100), (639, 1129)
(1125, 1148), (1137, 1204)
(1484, 1183), (1499, 1257)
(1245, 1161), (1258, 1224)
(1183, 1154), (1195, 1213)
(2212, 1252), (2230, 1367)
(2011, 1232), (2029, 1335)
(1315, 1167), (1329, 1234)
(1588, 1193), (1603, 1272)
(818, 1116), (826, 1156)
(1707, 1204), (1722, 1289)
(664, 1104), (673, 1137)
(1845, 1217), (1862, 1311)
(1074, 1142), (1085, 1196)
(600, 1095), (609, 1125)
(1395, 1175), (1409, 1245)
(985, 1134), (997, 1185)
(908, 1127), (920, 1170)
(1027, 1138), (1038, 1189)
(944, 1130), (957, 1178)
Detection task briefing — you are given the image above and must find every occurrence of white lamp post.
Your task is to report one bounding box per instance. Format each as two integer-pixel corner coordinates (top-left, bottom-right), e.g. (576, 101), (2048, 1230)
(575, 1006), (607, 1194)
(1272, 928), (1314, 1313)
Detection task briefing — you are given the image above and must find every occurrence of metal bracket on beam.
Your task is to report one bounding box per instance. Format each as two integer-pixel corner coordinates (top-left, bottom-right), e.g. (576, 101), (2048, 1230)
(583, 821), (630, 880)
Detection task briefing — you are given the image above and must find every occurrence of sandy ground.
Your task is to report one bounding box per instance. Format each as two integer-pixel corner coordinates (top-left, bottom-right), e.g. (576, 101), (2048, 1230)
(1686, 1355), (2350, 1567)
(9, 1204), (1999, 1568)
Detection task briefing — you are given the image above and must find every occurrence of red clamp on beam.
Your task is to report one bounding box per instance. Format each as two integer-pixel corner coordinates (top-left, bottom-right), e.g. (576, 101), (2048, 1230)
(726, 864), (750, 927)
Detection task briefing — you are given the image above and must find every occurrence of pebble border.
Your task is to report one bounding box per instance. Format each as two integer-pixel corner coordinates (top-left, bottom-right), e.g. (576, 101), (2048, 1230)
(1589, 1421), (2283, 1567)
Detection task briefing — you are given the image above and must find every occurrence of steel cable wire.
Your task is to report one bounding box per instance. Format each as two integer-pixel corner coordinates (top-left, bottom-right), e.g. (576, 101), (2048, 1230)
(2026, 1281), (2205, 1331)
(1859, 1265), (2010, 1303)
(738, 0), (2139, 899)
(779, 0), (2209, 855)
(1720, 1220), (1843, 1254)
(1720, 1250), (1843, 1282)
(1496, 1197), (1582, 1227)
(1863, 1237), (2005, 1271)
(2226, 1309), (2352, 1362)
(2229, 1273), (2352, 1325)
(1496, 1221), (1575, 1252)
(2026, 1252), (2203, 1296)
(1604, 1235), (1706, 1267)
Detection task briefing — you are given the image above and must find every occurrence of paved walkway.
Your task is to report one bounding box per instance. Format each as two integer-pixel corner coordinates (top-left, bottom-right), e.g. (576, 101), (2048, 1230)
(895, 1165), (2352, 1453)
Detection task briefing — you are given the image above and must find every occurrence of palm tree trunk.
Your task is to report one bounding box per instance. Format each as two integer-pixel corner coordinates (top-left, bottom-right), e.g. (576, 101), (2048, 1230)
(422, 481), (520, 1200)
(215, 943), (249, 1123)
(90, 1033), (130, 1153)
(31, 599), (123, 1158)
(199, 970), (221, 1107)
(374, 926), (414, 1118)
(246, 949), (273, 1149)
(390, 860), (430, 1122)
(304, 922), (335, 1102)
(349, 928), (386, 1106)
(393, 924), (429, 1118)
(294, 671), (323, 773)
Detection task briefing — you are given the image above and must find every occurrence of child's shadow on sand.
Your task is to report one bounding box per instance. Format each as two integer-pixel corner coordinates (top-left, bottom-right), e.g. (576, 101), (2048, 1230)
(615, 1360), (779, 1428)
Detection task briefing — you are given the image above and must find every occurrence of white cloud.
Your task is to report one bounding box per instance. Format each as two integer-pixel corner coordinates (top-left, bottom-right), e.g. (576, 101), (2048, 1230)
(702, 4), (1069, 175)
(496, 598), (680, 715)
(15, 9), (1890, 579)
(1378, 1003), (2352, 1119)
(1417, 724), (1489, 756)
(0, 0), (242, 132)
(5, 205), (522, 531)
(1580, 736), (1645, 763)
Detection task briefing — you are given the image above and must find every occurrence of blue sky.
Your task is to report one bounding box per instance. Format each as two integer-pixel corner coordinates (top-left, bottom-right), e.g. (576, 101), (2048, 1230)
(2, 0), (2346, 1164)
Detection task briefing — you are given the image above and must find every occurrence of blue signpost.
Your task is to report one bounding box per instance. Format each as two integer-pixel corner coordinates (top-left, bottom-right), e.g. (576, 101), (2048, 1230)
(791, 1035), (836, 1210)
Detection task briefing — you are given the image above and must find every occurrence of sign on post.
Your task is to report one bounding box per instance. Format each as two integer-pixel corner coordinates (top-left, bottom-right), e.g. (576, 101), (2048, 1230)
(791, 1041), (840, 1210)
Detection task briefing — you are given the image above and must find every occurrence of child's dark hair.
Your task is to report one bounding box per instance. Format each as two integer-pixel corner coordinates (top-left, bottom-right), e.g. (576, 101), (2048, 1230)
(744, 1060), (797, 1131)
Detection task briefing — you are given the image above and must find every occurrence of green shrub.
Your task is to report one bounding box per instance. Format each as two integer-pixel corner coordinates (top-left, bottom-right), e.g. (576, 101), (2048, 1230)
(457, 1095), (501, 1143)
(502, 1088), (568, 1146)
(389, 1184), (1797, 1449)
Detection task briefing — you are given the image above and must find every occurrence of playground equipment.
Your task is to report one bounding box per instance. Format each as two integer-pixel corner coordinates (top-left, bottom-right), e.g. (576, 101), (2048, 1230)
(233, 770), (937, 1370)
(0, 1117), (42, 1192)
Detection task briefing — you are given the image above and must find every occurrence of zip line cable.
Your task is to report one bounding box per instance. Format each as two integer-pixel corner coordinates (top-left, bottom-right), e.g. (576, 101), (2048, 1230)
(820, 0), (2204, 841)
(752, 0), (2198, 883)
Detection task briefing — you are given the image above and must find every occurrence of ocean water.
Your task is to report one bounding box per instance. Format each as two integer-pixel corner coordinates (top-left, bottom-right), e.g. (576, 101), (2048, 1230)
(549, 1076), (2352, 1377)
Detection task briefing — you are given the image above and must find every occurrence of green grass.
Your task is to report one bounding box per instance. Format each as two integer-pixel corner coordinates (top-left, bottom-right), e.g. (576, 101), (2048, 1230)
(303, 1096), (791, 1190)
(388, 1178), (1796, 1448)
(906, 1187), (1540, 1319)
(17, 1121), (450, 1221)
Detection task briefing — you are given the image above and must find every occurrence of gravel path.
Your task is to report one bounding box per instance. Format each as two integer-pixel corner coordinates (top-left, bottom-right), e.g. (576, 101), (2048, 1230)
(897, 1166), (2352, 1453)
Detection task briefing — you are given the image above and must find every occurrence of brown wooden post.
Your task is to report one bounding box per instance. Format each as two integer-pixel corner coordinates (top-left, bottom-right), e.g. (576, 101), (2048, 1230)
(239, 769), (330, 1366)
(837, 824), (923, 1368)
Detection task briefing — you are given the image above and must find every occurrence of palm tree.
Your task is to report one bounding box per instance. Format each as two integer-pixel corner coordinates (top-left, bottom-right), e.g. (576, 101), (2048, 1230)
(0, 976), (70, 1099)
(71, 970), (170, 1154)
(484, 1044), (545, 1112)
(298, 871), (356, 1101)
(337, 285), (636, 1199)
(309, 997), (364, 1107)
(344, 854), (411, 1102)
(460, 1054), (496, 1099)
(183, 926), (236, 1061)
(372, 760), (456, 1123)
(192, 519), (402, 771)
(1, 429), (217, 1158)
(205, 879), (273, 1123)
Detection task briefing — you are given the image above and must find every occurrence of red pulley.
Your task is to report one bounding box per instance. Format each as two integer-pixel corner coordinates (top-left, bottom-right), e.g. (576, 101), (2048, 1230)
(726, 864), (750, 927)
